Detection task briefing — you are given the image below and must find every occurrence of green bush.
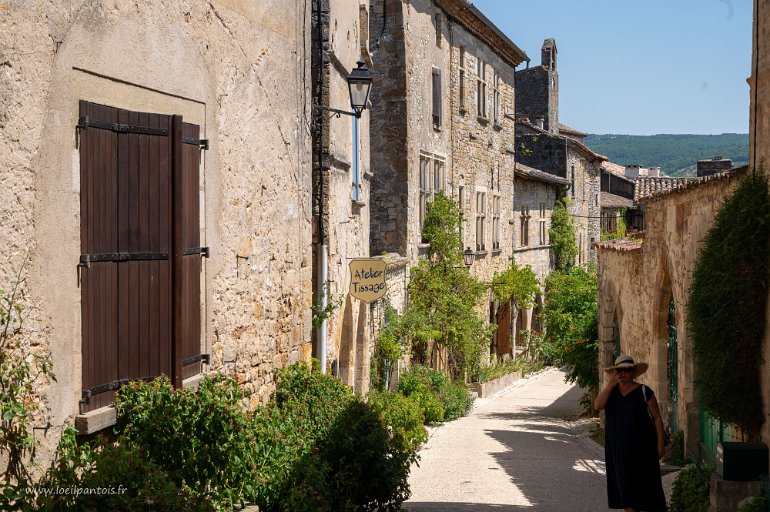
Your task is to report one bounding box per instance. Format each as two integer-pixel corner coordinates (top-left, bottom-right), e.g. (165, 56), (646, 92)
(37, 428), (211, 512)
(670, 466), (710, 512)
(738, 496), (769, 512)
(439, 382), (474, 421)
(477, 358), (526, 383)
(366, 391), (427, 452)
(114, 375), (257, 509)
(665, 430), (686, 467)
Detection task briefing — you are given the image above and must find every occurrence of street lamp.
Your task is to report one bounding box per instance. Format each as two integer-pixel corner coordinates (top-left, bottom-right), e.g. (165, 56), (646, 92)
(313, 60), (373, 374)
(315, 61), (373, 119)
(464, 247), (475, 267)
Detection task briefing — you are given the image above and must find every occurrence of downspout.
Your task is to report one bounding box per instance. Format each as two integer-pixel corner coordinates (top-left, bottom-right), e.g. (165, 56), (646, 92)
(315, 0), (328, 373)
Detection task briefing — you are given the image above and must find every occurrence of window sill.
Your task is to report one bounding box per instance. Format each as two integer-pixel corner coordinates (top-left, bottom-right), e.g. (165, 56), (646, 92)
(477, 116), (489, 126)
(352, 199), (366, 208)
(433, 124), (442, 132)
(74, 374), (204, 435)
(492, 249), (503, 255)
(459, 107), (467, 115)
(493, 123), (503, 131)
(475, 250), (488, 257)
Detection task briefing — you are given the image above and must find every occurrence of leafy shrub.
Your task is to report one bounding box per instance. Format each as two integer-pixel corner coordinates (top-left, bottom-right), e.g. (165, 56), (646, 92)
(738, 496), (769, 512)
(38, 427), (212, 512)
(477, 358), (526, 383)
(398, 365), (447, 396)
(114, 375), (256, 509)
(688, 172), (770, 439)
(669, 466), (710, 512)
(549, 200), (578, 271)
(366, 391), (427, 452)
(543, 267), (599, 391)
(665, 430), (686, 467)
(410, 390), (444, 424)
(438, 382), (474, 421)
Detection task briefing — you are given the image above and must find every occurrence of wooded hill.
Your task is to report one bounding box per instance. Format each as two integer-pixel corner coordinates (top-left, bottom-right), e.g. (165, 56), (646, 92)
(583, 133), (749, 177)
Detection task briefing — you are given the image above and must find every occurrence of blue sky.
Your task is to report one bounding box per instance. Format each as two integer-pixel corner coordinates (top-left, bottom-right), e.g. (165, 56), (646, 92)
(472, 0), (752, 135)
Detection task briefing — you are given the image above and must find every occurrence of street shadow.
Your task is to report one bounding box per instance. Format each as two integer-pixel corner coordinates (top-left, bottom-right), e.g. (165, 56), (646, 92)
(404, 502), (543, 511)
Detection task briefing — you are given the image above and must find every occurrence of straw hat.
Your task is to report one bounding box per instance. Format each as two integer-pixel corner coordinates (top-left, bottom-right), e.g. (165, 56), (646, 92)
(603, 354), (649, 378)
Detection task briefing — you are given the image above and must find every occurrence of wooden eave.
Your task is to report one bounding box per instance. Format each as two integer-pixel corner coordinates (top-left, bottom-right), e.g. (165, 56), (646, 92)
(436, 0), (529, 68)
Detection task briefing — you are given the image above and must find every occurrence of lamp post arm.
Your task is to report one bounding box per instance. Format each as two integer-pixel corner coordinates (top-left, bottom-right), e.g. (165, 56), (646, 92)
(313, 104), (360, 118)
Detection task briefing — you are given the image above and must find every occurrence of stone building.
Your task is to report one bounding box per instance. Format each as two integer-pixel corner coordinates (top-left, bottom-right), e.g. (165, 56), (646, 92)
(516, 120), (606, 265)
(510, 163), (569, 354)
(368, 0), (528, 347)
(696, 156), (733, 177)
(515, 39), (606, 266)
(596, 169), (748, 468)
(311, 0), (375, 393)
(0, 0), (371, 466)
(599, 166), (635, 235)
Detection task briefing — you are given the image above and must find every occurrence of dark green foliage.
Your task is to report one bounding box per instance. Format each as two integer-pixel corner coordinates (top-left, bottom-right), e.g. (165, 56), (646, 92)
(37, 428), (212, 512)
(584, 133), (749, 176)
(737, 496), (769, 512)
(366, 391), (428, 452)
(543, 267), (599, 391)
(665, 430), (686, 467)
(397, 365), (474, 423)
(489, 262), (540, 309)
(687, 172), (770, 439)
(40, 361), (421, 512)
(549, 201), (578, 271)
(476, 358), (526, 383)
(669, 466), (710, 512)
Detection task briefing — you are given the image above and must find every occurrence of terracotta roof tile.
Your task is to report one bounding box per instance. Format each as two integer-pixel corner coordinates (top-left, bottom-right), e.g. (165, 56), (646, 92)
(636, 166), (748, 202)
(601, 191), (634, 209)
(595, 239), (643, 252)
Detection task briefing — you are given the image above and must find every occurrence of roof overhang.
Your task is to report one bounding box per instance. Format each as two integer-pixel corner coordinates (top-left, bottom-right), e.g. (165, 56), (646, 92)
(435, 0), (529, 67)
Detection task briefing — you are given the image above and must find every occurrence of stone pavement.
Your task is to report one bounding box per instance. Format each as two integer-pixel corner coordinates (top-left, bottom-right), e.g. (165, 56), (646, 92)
(404, 368), (612, 511)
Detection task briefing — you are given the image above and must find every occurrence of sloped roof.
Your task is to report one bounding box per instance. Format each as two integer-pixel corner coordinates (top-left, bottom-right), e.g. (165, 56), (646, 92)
(601, 161), (627, 177)
(517, 120), (608, 163)
(515, 162), (570, 186)
(595, 239), (643, 252)
(635, 166), (748, 202)
(601, 191), (634, 209)
(558, 123), (587, 139)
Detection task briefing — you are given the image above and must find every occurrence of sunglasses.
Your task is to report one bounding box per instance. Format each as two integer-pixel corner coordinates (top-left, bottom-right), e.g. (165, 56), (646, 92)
(614, 367), (634, 374)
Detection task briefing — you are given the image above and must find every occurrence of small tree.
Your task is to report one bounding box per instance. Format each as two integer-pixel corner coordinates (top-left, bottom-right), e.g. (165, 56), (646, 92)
(490, 262), (540, 310)
(549, 200), (578, 271)
(408, 192), (492, 378)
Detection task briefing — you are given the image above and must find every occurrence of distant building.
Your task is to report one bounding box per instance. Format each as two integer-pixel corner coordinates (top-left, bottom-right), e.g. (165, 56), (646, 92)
(624, 164), (663, 179)
(696, 156), (733, 177)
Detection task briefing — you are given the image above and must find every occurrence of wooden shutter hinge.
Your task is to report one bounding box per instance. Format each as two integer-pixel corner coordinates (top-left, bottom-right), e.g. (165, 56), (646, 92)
(80, 376), (155, 404)
(181, 353), (210, 367)
(182, 247), (209, 258)
(182, 137), (209, 150)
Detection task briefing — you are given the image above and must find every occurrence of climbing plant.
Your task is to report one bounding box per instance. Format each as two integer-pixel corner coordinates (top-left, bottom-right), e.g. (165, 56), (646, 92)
(408, 192), (491, 378)
(490, 262), (540, 310)
(549, 200), (578, 271)
(687, 171), (770, 440)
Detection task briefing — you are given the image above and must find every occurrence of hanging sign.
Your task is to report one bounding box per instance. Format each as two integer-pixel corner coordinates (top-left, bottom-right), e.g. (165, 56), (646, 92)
(348, 258), (387, 303)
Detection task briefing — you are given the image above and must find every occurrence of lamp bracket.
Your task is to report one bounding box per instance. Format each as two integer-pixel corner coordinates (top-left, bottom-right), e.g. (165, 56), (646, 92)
(313, 104), (360, 119)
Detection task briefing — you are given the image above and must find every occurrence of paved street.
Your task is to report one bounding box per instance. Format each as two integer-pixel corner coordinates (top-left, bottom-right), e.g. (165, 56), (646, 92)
(404, 368), (612, 511)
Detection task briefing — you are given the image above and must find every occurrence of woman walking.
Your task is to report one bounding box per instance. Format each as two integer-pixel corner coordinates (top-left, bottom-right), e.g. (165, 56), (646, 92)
(594, 354), (667, 512)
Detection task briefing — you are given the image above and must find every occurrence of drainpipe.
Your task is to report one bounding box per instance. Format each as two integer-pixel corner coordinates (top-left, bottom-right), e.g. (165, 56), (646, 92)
(315, 0), (328, 373)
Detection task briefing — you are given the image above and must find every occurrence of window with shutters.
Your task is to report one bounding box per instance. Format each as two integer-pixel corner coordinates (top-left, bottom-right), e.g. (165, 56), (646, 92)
(520, 206), (530, 247)
(476, 57), (487, 118)
(432, 67), (442, 128)
(419, 156), (430, 233)
(491, 194), (501, 251)
(475, 191), (486, 251)
(77, 101), (206, 413)
(419, 153), (445, 238)
(459, 46), (466, 111)
(492, 68), (500, 124)
(539, 202), (547, 245)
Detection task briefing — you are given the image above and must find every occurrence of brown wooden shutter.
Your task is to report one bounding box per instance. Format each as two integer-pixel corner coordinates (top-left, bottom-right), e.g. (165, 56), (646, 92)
(79, 102), (203, 412)
(174, 119), (203, 384)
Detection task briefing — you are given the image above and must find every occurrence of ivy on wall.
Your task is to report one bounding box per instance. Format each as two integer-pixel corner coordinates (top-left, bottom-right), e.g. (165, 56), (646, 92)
(687, 171), (770, 440)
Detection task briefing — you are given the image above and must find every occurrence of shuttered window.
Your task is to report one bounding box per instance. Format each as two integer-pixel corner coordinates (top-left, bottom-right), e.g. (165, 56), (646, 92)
(432, 67), (442, 128)
(78, 101), (205, 413)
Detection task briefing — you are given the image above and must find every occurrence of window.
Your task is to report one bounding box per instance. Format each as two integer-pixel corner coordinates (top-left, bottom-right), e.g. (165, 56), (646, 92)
(435, 12), (442, 47)
(476, 57), (486, 118)
(539, 202), (547, 245)
(459, 185), (465, 243)
(77, 101), (205, 413)
(419, 157), (430, 232)
(492, 194), (501, 250)
(419, 153), (445, 235)
(352, 116), (360, 202)
(571, 165), (575, 198)
(459, 46), (466, 111)
(520, 206), (530, 247)
(492, 68), (500, 124)
(475, 191), (487, 251)
(432, 67), (442, 128)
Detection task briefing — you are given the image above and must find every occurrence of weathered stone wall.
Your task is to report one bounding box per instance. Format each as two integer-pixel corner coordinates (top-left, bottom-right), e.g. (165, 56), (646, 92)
(515, 67), (549, 127)
(597, 170), (747, 459)
(0, 0), (313, 464)
(449, 19), (516, 284)
(369, 0), (409, 256)
(696, 158), (733, 177)
(566, 152), (601, 265)
(512, 177), (557, 284)
(515, 126), (567, 176)
(317, 0), (374, 393)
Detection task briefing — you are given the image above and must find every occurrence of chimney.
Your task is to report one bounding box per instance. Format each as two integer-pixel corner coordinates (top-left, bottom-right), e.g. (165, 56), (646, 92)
(535, 117), (545, 130)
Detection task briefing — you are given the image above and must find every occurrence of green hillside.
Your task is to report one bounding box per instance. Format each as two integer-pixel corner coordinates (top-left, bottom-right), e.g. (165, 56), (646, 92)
(583, 133), (749, 177)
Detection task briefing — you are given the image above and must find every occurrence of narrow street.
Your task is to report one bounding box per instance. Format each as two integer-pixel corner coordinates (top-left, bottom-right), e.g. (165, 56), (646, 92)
(404, 368), (611, 511)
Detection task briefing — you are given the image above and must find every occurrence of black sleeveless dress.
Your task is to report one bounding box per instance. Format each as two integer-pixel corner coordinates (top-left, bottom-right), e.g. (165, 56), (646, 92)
(604, 384), (667, 511)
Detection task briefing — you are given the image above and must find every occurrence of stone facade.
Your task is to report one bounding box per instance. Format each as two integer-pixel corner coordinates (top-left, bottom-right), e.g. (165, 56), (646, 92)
(368, 0), (527, 330)
(515, 39), (558, 132)
(312, 0), (375, 393)
(0, 0), (317, 464)
(516, 121), (604, 265)
(696, 157), (733, 177)
(596, 169), (748, 461)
